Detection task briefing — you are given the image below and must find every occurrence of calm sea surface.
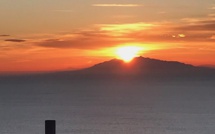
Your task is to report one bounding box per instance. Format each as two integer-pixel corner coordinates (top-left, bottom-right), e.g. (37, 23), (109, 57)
(0, 77), (215, 134)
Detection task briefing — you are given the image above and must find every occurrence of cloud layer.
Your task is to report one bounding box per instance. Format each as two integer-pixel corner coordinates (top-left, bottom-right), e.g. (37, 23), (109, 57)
(0, 35), (10, 37)
(1, 13), (214, 51)
(5, 39), (26, 42)
(34, 15), (214, 50)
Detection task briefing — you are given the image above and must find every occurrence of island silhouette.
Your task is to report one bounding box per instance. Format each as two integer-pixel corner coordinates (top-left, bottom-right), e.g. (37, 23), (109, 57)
(1, 56), (214, 81)
(27, 56), (213, 81)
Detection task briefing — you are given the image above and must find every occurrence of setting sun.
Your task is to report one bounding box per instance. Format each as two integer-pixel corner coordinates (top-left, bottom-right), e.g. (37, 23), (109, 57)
(116, 46), (142, 62)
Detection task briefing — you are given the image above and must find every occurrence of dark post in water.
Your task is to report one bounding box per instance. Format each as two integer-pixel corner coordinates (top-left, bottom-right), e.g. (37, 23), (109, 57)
(45, 120), (56, 134)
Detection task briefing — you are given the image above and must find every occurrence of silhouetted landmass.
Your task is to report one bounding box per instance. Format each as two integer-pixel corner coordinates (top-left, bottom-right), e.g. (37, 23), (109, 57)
(0, 57), (215, 81)
(73, 56), (215, 79)
(199, 64), (215, 69)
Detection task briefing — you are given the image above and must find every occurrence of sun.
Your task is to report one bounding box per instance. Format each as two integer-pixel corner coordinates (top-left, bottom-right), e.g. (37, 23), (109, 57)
(116, 46), (142, 62)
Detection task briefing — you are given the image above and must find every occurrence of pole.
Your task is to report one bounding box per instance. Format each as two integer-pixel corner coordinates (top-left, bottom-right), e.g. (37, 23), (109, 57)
(45, 120), (56, 134)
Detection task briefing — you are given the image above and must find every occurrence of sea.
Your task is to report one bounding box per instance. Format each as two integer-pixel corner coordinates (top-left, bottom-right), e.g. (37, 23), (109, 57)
(0, 75), (215, 134)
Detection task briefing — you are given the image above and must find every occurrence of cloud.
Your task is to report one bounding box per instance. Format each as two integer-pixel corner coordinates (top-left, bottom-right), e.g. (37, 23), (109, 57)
(208, 13), (215, 17)
(172, 34), (186, 38)
(157, 16), (214, 42)
(211, 35), (215, 39)
(176, 20), (215, 31)
(210, 6), (215, 10)
(35, 20), (214, 50)
(36, 38), (123, 49)
(0, 35), (10, 37)
(92, 4), (143, 7)
(97, 23), (155, 36)
(33, 13), (215, 50)
(5, 39), (26, 42)
(35, 32), (125, 49)
(35, 23), (156, 49)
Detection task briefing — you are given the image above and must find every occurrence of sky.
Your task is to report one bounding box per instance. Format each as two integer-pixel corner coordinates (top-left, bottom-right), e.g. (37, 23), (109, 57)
(0, 0), (215, 73)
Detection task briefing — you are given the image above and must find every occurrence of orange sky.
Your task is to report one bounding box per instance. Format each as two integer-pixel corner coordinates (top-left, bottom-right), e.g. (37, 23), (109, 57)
(0, 1), (215, 73)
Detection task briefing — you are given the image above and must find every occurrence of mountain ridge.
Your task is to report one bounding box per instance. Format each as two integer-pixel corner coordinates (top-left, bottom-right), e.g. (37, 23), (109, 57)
(1, 57), (214, 80)
(81, 56), (203, 73)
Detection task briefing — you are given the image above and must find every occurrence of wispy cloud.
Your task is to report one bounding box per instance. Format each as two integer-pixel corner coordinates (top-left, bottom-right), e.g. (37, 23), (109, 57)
(2, 13), (213, 51)
(0, 35), (10, 37)
(210, 6), (215, 10)
(97, 23), (155, 36)
(92, 4), (143, 7)
(35, 18), (215, 50)
(35, 31), (125, 50)
(5, 39), (26, 42)
(208, 13), (215, 17)
(178, 19), (215, 31)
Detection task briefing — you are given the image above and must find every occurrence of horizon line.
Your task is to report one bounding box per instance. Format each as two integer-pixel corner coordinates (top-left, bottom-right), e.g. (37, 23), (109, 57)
(0, 57), (214, 76)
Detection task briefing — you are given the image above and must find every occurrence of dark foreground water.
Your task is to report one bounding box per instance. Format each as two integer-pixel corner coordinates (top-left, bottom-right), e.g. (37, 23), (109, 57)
(0, 76), (215, 134)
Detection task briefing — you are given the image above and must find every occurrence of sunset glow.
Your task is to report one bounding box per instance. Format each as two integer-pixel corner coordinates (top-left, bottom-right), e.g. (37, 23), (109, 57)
(0, 0), (215, 73)
(1, 2), (215, 134)
(116, 46), (142, 62)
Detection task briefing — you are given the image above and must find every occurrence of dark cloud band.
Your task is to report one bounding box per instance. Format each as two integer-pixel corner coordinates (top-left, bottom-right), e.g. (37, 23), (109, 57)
(5, 39), (26, 42)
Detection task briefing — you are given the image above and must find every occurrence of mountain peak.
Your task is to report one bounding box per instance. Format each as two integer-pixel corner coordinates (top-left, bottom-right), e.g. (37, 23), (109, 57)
(28, 56), (214, 80)
(81, 56), (200, 75)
